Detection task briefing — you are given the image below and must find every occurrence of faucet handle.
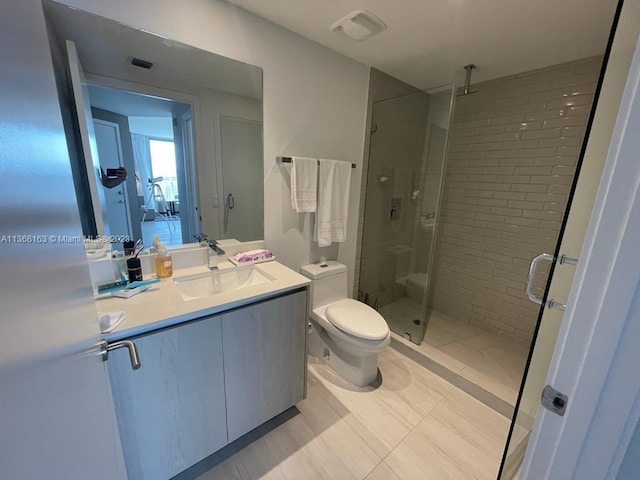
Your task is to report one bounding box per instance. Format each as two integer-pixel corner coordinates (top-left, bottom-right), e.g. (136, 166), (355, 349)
(194, 233), (209, 242)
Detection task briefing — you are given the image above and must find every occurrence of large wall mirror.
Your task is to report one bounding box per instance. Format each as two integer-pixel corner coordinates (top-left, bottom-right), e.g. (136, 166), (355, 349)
(43, 0), (264, 248)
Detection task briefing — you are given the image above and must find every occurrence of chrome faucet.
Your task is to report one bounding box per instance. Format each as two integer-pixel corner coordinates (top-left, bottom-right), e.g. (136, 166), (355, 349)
(194, 234), (225, 269)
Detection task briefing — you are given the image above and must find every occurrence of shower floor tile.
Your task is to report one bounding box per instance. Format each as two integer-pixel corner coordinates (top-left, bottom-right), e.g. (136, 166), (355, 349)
(198, 348), (509, 480)
(381, 301), (530, 406)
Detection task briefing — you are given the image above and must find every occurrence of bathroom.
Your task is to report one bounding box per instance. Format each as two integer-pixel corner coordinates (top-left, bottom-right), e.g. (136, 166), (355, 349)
(2, 0), (640, 479)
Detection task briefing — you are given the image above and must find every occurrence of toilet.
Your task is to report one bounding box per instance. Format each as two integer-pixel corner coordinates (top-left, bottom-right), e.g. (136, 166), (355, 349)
(301, 261), (390, 387)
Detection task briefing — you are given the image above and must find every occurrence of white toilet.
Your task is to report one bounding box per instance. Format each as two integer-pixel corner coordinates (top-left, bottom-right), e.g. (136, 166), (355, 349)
(301, 261), (390, 387)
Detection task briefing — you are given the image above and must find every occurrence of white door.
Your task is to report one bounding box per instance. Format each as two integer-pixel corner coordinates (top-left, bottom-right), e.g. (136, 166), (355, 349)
(67, 40), (109, 236)
(0, 4), (126, 478)
(94, 119), (132, 238)
(520, 34), (640, 479)
(220, 117), (263, 241)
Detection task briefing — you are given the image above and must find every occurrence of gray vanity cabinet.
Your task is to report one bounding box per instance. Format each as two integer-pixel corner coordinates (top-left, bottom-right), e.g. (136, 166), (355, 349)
(221, 290), (307, 442)
(107, 316), (227, 480)
(107, 289), (308, 479)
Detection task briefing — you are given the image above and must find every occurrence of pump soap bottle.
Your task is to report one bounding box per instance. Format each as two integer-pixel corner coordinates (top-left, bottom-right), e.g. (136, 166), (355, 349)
(154, 242), (173, 278)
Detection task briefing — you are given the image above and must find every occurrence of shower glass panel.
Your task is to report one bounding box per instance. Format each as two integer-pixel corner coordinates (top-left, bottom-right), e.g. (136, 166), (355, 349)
(358, 85), (455, 345)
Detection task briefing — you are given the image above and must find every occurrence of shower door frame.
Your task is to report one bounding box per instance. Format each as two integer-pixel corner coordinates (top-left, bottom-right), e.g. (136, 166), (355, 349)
(516, 31), (640, 477)
(498, 0), (628, 476)
(356, 84), (456, 345)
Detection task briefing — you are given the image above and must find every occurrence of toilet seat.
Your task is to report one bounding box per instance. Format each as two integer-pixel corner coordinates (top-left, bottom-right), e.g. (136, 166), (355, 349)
(325, 299), (389, 340)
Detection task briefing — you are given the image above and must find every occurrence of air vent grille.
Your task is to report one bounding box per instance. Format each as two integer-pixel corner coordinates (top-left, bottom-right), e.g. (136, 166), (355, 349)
(130, 57), (153, 69)
(330, 10), (387, 42)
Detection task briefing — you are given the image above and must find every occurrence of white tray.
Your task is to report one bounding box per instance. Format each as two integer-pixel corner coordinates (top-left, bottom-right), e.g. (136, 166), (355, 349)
(228, 255), (276, 266)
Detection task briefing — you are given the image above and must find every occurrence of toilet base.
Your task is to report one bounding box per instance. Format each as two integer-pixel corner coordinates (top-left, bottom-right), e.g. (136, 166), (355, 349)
(308, 322), (380, 387)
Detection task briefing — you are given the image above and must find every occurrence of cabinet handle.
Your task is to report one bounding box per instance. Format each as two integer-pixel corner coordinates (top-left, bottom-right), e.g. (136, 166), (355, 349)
(99, 339), (141, 370)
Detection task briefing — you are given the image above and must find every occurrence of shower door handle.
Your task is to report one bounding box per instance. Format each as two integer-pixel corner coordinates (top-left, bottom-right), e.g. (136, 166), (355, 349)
(526, 253), (578, 311)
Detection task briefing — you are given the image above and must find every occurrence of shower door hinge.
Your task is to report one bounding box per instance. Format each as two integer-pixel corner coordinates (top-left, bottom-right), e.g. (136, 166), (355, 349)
(541, 385), (568, 416)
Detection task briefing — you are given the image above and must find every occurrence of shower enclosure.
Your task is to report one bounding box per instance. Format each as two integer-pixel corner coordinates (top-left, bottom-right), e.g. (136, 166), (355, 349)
(358, 85), (455, 344)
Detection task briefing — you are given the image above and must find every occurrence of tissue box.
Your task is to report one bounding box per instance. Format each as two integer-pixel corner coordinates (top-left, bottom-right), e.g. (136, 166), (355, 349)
(228, 249), (275, 266)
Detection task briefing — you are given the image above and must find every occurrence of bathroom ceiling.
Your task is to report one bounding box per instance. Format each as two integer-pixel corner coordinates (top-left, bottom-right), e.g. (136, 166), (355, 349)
(226, 0), (618, 89)
(45, 1), (263, 100)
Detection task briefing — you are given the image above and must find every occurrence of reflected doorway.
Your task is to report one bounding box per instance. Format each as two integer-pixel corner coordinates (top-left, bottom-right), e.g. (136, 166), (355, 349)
(88, 84), (196, 247)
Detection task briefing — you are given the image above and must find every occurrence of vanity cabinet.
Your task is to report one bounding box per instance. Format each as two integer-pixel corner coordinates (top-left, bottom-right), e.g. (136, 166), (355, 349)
(107, 315), (227, 480)
(222, 290), (307, 441)
(106, 289), (307, 479)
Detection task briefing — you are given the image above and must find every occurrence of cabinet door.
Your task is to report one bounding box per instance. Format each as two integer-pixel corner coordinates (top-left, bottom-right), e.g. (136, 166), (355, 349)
(222, 290), (307, 442)
(108, 316), (227, 480)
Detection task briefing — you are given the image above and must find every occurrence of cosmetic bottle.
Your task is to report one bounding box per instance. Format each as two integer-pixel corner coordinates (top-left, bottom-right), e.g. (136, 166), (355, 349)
(126, 257), (143, 283)
(155, 242), (173, 278)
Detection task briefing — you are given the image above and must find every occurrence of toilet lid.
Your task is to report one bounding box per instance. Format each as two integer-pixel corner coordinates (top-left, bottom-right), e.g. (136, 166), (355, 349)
(325, 299), (389, 340)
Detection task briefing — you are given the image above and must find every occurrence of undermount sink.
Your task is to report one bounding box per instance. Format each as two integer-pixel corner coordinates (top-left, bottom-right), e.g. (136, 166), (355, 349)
(173, 265), (274, 301)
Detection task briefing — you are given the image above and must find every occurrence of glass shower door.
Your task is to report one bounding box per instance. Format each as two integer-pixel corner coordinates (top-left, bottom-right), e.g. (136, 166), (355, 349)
(358, 85), (455, 344)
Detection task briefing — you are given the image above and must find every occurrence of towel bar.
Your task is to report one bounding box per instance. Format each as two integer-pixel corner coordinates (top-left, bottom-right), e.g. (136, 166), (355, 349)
(277, 156), (356, 168)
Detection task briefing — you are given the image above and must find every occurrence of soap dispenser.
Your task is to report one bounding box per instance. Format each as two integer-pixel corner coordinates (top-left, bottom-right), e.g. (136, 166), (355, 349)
(154, 242), (173, 278)
(151, 234), (160, 253)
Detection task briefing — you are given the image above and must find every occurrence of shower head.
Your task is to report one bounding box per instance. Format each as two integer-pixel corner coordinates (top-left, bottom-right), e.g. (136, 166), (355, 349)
(458, 64), (478, 96)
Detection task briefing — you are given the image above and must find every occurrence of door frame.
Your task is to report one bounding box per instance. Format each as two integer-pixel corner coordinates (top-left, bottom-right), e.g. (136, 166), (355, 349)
(86, 73), (202, 242)
(521, 34), (640, 479)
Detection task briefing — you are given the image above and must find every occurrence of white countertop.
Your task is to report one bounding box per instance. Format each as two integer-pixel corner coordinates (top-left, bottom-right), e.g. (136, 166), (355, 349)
(96, 260), (310, 341)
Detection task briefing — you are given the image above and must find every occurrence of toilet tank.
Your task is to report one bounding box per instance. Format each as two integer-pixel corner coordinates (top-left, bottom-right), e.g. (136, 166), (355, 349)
(300, 261), (348, 309)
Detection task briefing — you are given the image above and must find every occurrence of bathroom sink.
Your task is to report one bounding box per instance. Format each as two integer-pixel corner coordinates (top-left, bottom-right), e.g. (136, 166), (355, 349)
(173, 265), (274, 301)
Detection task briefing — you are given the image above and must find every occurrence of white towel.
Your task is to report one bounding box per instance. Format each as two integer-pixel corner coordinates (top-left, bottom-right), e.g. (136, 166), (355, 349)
(290, 157), (318, 213)
(99, 311), (125, 333)
(314, 159), (352, 247)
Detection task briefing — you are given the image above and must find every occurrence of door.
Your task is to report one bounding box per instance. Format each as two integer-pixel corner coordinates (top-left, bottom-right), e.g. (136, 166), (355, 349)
(219, 116), (263, 241)
(499, 6), (636, 478)
(516, 32), (640, 479)
(222, 291), (307, 442)
(94, 119), (132, 238)
(0, 3), (125, 478)
(173, 105), (199, 244)
(358, 86), (455, 345)
(108, 316), (227, 480)
(66, 39), (109, 236)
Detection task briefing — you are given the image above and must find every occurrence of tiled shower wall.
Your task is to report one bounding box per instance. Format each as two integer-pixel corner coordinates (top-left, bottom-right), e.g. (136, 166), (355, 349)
(428, 56), (602, 341)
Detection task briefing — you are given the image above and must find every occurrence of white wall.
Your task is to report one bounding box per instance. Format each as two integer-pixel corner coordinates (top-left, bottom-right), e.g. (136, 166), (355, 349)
(128, 116), (174, 139)
(61, 0), (371, 285)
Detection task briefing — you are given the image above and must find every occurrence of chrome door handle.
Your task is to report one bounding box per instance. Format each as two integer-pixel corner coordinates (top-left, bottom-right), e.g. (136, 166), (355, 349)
(226, 193), (235, 210)
(526, 253), (554, 305)
(99, 339), (141, 370)
(526, 253), (578, 311)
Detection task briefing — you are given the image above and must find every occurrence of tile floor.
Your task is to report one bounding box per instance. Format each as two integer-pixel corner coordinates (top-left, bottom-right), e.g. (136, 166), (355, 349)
(382, 298), (531, 406)
(198, 347), (511, 480)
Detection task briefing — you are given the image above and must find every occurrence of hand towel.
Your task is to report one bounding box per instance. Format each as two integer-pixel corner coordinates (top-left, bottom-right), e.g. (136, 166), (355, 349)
(290, 156), (318, 213)
(314, 159), (352, 247)
(99, 311), (125, 333)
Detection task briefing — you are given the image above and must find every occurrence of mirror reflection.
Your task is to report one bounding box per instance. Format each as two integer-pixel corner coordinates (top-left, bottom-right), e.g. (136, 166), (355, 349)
(44, 0), (264, 247)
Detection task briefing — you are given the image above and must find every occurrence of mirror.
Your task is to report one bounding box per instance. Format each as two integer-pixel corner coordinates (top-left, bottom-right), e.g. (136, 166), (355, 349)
(43, 0), (264, 248)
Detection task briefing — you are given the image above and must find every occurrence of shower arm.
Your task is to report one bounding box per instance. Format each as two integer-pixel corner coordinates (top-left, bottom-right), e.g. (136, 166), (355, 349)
(463, 64), (476, 95)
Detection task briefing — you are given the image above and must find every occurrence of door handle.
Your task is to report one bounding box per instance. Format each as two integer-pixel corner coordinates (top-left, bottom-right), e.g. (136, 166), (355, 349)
(526, 253), (578, 311)
(99, 339), (141, 370)
(226, 193), (235, 210)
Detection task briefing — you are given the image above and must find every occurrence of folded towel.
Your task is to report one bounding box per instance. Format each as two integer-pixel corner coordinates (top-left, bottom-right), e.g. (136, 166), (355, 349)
(314, 159), (352, 247)
(99, 311), (125, 333)
(290, 156), (318, 213)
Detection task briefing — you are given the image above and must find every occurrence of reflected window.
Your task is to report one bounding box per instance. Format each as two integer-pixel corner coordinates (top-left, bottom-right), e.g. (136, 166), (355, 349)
(149, 139), (178, 202)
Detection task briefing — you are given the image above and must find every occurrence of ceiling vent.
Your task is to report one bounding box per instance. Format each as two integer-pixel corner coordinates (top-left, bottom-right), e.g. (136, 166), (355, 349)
(330, 10), (387, 42)
(129, 57), (153, 70)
